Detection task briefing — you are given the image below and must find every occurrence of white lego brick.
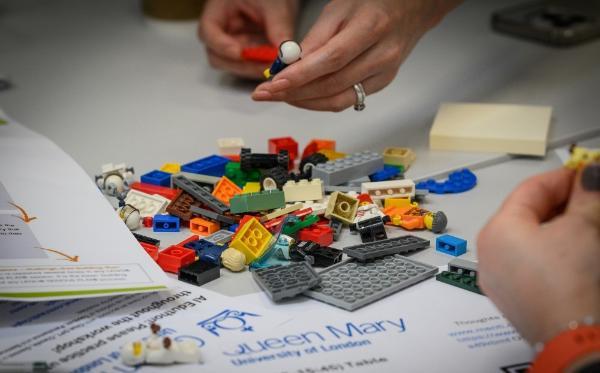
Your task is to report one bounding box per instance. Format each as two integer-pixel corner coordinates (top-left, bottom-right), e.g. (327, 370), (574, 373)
(125, 189), (169, 217)
(291, 195), (330, 216)
(361, 179), (416, 200)
(217, 137), (244, 155)
(354, 203), (385, 224)
(282, 179), (323, 202)
(260, 202), (303, 222)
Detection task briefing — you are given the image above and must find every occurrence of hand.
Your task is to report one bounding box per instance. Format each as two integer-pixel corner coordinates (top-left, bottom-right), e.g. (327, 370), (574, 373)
(477, 165), (600, 345)
(252, 0), (461, 111)
(198, 0), (299, 79)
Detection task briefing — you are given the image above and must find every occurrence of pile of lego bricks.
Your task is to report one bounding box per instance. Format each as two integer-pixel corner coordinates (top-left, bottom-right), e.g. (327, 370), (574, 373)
(97, 137), (481, 311)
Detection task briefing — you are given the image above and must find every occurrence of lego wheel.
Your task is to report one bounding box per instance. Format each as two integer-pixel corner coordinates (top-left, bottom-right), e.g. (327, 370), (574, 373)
(260, 167), (289, 190)
(299, 153), (328, 177)
(277, 150), (290, 169)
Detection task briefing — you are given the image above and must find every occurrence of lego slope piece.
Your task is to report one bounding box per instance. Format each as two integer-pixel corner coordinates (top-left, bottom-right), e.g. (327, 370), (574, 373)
(181, 155), (229, 177)
(253, 262), (321, 302)
(361, 180), (415, 201)
(304, 254), (438, 311)
(229, 218), (273, 264)
(312, 151), (383, 186)
(229, 190), (285, 214)
(343, 235), (430, 261)
(416, 168), (477, 194)
(283, 179), (323, 202)
(436, 234), (467, 256)
(436, 258), (483, 295)
(125, 190), (169, 218)
(429, 103), (552, 156)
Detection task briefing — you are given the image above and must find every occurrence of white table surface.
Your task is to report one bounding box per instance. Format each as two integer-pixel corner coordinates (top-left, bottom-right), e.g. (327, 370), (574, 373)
(1, 0), (599, 296)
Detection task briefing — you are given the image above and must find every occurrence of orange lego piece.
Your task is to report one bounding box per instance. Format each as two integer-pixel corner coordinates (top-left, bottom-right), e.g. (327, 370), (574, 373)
(384, 206), (427, 230)
(229, 217), (272, 264)
(301, 139), (336, 159)
(212, 176), (242, 205)
(189, 217), (219, 236)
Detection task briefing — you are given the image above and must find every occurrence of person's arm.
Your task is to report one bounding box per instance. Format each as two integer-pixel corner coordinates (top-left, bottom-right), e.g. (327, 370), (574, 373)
(252, 0), (462, 111)
(477, 163), (600, 372)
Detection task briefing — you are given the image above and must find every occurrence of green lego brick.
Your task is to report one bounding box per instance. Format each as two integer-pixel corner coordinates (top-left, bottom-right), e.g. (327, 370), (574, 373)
(384, 164), (404, 174)
(282, 214), (319, 236)
(436, 271), (483, 295)
(230, 190), (285, 213)
(225, 162), (260, 187)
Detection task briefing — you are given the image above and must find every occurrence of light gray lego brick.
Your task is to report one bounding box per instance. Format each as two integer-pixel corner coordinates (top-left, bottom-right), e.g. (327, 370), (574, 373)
(203, 229), (234, 245)
(343, 176), (372, 187)
(172, 174), (229, 214)
(304, 255), (438, 311)
(343, 235), (430, 261)
(448, 258), (478, 273)
(324, 185), (362, 193)
(170, 172), (220, 189)
(329, 218), (343, 241)
(312, 151), (384, 186)
(252, 262), (321, 302)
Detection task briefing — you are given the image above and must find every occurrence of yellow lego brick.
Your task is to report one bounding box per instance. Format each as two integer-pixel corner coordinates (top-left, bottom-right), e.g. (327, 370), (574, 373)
(229, 218), (272, 264)
(318, 149), (346, 160)
(384, 198), (417, 209)
(160, 163), (181, 174)
(242, 182), (261, 194)
(564, 146), (600, 170)
(383, 147), (416, 169)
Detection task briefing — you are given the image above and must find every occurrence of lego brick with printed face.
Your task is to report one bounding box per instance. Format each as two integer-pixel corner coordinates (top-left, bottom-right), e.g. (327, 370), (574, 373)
(181, 155), (230, 177)
(282, 179), (324, 202)
(125, 189), (169, 218)
(383, 147), (416, 170)
(304, 254), (438, 311)
(212, 176), (242, 205)
(166, 190), (202, 221)
(311, 151), (383, 186)
(229, 190), (285, 214)
(325, 192), (359, 225)
(436, 234), (467, 256)
(141, 170), (171, 187)
(172, 174), (230, 214)
(252, 262), (321, 302)
(343, 235), (430, 261)
(229, 218), (273, 264)
(361, 180), (416, 200)
(178, 260), (220, 286)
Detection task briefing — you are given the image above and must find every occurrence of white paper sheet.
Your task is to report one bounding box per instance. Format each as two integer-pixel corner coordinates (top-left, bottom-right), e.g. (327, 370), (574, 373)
(0, 112), (169, 300)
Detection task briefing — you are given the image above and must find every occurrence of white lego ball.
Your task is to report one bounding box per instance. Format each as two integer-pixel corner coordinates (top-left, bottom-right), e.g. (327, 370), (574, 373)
(279, 41), (301, 64)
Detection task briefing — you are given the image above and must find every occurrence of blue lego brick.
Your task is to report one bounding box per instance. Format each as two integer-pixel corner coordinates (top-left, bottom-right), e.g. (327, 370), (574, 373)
(184, 239), (226, 265)
(369, 165), (401, 182)
(415, 168), (477, 194)
(228, 224), (239, 232)
(181, 155), (230, 177)
(152, 214), (180, 232)
(436, 234), (467, 256)
(141, 169), (171, 187)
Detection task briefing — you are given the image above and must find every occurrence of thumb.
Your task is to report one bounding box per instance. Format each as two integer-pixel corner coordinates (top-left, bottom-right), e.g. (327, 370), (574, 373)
(263, 3), (296, 46)
(567, 163), (600, 227)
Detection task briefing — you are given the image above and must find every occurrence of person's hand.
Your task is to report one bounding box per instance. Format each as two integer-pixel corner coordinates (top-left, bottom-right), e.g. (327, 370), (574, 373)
(477, 165), (600, 345)
(252, 0), (461, 111)
(198, 0), (299, 79)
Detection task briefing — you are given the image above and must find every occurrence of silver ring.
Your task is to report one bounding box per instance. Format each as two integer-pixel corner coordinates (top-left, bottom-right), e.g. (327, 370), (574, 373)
(353, 83), (366, 111)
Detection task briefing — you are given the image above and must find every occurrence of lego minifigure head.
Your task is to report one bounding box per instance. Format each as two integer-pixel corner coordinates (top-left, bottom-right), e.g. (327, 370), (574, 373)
(278, 41), (301, 64)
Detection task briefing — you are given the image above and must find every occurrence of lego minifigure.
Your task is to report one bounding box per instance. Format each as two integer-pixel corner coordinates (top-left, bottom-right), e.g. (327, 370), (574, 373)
(117, 204), (141, 230)
(263, 40), (301, 80)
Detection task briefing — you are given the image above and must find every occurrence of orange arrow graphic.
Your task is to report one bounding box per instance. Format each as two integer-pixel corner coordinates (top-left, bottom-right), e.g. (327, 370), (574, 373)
(9, 202), (37, 223)
(37, 247), (79, 262)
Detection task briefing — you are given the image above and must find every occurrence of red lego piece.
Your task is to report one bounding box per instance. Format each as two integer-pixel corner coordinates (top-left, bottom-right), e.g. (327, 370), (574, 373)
(130, 182), (178, 200)
(142, 216), (153, 228)
(263, 207), (314, 232)
(140, 242), (159, 261)
(241, 45), (278, 63)
(298, 225), (334, 247)
(224, 154), (241, 162)
(176, 235), (199, 248)
(157, 246), (196, 273)
(357, 193), (374, 205)
(268, 137), (299, 161)
(301, 139), (336, 159)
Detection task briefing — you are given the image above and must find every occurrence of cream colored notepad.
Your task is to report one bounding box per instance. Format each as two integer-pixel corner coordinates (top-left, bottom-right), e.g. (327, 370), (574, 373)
(429, 103), (552, 156)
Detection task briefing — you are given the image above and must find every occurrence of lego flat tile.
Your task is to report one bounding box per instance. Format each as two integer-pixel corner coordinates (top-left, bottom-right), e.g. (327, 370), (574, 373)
(304, 254), (438, 311)
(311, 151), (383, 186)
(343, 235), (430, 261)
(172, 174), (230, 214)
(429, 103), (552, 156)
(178, 260), (220, 286)
(260, 202), (303, 222)
(201, 229), (235, 245)
(160, 162), (181, 174)
(282, 179), (323, 202)
(252, 262), (321, 302)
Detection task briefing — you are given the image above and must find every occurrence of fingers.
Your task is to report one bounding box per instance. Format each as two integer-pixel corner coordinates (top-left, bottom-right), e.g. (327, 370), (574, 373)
(199, 2), (243, 60)
(299, 2), (348, 55)
(262, 0), (298, 46)
(207, 51), (266, 79)
(497, 168), (575, 228)
(567, 163), (600, 227)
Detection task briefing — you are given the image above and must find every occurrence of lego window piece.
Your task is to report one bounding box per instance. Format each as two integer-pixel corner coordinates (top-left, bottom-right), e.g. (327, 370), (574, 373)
(361, 179), (416, 201)
(436, 258), (483, 295)
(181, 155), (230, 177)
(172, 174), (229, 214)
(212, 176), (242, 205)
(125, 189), (169, 218)
(382, 147), (416, 170)
(436, 234), (467, 256)
(304, 254), (438, 311)
(229, 218), (273, 264)
(157, 246), (195, 273)
(415, 169), (477, 194)
(252, 262), (321, 302)
(141, 170), (171, 187)
(178, 260), (220, 286)
(311, 151), (383, 186)
(152, 215), (180, 232)
(324, 192), (359, 225)
(343, 234), (429, 261)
